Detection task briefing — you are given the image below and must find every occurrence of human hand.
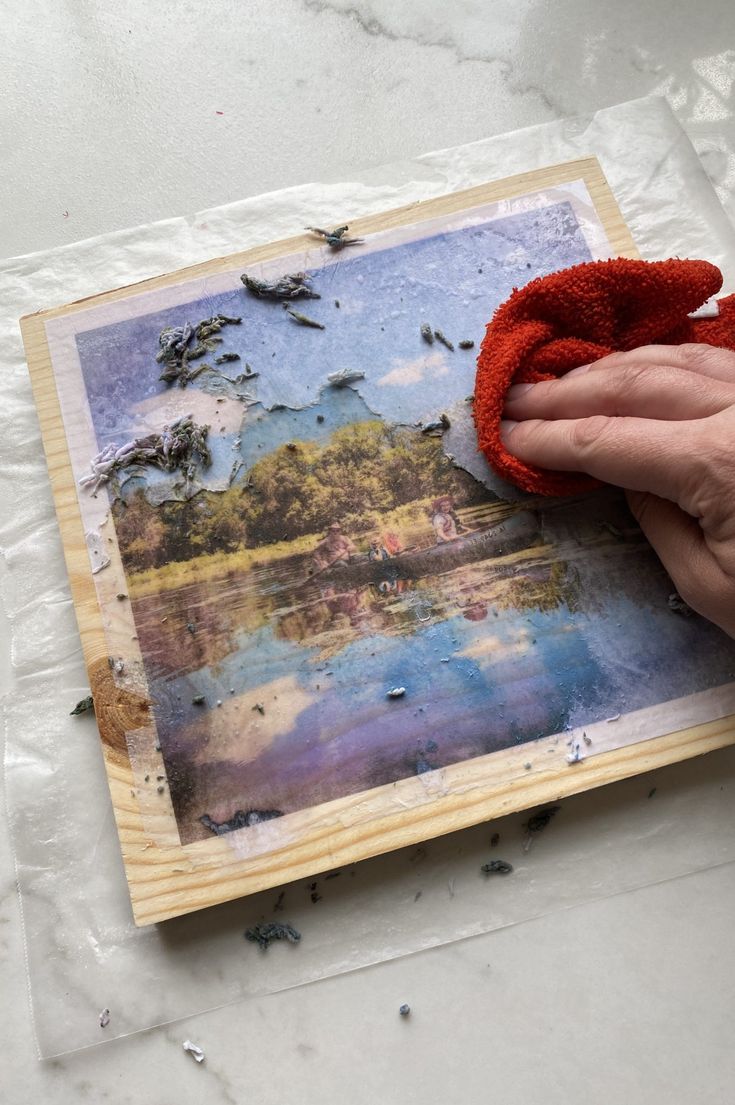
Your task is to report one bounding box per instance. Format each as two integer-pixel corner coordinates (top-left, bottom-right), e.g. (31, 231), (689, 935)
(501, 343), (735, 638)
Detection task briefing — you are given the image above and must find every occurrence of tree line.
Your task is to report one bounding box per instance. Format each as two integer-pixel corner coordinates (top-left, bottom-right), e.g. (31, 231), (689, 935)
(113, 419), (487, 573)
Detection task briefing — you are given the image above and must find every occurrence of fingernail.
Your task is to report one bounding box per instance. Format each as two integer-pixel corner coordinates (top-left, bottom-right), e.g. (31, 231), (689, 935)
(499, 419), (518, 444)
(506, 383), (534, 402)
(564, 364), (590, 378)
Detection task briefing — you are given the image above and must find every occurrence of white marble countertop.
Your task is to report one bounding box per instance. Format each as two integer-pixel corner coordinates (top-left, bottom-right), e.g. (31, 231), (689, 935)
(1, 2), (735, 1102)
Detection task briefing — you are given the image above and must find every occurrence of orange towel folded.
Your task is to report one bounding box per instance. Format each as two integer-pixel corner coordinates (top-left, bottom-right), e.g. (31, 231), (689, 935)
(474, 258), (735, 496)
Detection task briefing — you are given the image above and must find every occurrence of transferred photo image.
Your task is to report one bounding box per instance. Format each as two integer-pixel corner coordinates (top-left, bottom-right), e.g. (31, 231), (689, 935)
(26, 162), (735, 926)
(44, 181), (734, 843)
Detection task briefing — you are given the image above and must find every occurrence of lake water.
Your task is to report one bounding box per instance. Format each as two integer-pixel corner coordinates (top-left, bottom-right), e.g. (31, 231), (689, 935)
(130, 489), (735, 843)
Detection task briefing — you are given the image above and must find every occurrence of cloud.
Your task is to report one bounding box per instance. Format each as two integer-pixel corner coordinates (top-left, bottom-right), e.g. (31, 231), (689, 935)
(458, 629), (532, 664)
(132, 387), (246, 434)
(504, 245), (531, 267)
(189, 674), (317, 770)
(376, 350), (450, 388)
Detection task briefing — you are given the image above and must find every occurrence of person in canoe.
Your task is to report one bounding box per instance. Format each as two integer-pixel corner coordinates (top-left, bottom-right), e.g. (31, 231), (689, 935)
(382, 530), (402, 556)
(313, 523), (357, 570)
(430, 495), (468, 543)
(430, 496), (459, 543)
(368, 537), (390, 561)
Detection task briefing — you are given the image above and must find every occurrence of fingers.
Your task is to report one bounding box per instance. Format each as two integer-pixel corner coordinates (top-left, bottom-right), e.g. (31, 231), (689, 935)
(560, 344), (735, 384)
(627, 490), (735, 636)
(504, 361), (735, 422)
(500, 414), (703, 505)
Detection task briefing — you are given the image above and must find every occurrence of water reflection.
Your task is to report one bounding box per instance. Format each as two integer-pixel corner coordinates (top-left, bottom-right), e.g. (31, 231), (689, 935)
(129, 488), (735, 842)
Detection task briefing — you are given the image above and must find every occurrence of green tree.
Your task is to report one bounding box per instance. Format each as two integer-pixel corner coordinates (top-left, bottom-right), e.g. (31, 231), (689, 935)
(114, 489), (167, 570)
(114, 418), (491, 570)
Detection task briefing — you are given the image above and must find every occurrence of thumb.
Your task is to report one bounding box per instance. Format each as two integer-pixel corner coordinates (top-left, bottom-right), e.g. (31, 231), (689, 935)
(626, 490), (724, 624)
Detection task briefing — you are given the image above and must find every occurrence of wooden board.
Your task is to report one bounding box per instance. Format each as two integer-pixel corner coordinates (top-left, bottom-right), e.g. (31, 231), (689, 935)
(21, 157), (735, 925)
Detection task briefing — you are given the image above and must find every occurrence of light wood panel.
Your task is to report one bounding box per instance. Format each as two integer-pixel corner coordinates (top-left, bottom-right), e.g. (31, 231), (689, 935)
(23, 157), (732, 928)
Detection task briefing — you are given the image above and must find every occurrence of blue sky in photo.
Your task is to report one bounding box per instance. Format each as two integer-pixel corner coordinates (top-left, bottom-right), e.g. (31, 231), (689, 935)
(75, 200), (592, 453)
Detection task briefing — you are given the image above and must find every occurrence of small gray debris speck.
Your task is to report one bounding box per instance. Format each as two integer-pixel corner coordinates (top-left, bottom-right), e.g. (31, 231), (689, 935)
(481, 859), (513, 875)
(245, 921), (301, 950)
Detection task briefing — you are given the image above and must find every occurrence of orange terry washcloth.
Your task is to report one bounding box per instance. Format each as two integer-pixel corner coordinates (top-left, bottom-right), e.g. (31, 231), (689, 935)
(473, 258), (735, 496)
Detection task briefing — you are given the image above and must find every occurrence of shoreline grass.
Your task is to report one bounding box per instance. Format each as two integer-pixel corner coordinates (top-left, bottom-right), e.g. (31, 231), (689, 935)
(127, 533), (318, 598)
(126, 497), (516, 600)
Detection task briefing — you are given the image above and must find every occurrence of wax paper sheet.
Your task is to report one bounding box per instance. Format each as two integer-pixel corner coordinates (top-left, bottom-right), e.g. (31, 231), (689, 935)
(3, 95), (735, 1058)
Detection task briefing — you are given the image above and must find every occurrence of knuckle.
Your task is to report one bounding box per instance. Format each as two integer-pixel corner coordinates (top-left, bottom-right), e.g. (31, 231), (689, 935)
(568, 414), (614, 455)
(590, 350), (631, 372)
(596, 361), (683, 415)
(696, 419), (733, 478)
(612, 362), (653, 399)
(676, 343), (725, 370)
(511, 417), (545, 451)
(682, 422), (733, 518)
(527, 380), (556, 406)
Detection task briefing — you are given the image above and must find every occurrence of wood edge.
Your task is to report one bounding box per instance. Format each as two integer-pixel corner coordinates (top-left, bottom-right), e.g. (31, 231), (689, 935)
(20, 317), (113, 668)
(131, 712), (735, 925)
(21, 156), (627, 322)
(19, 309), (145, 911)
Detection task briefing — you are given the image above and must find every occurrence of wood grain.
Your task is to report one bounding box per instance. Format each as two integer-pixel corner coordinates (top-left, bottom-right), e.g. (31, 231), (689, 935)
(22, 157), (733, 927)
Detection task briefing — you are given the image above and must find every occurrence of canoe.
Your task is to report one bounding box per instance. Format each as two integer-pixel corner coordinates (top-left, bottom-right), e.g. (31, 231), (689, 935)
(311, 510), (541, 586)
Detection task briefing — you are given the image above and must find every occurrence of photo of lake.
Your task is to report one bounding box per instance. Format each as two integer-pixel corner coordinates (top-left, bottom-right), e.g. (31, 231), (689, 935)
(62, 183), (735, 844)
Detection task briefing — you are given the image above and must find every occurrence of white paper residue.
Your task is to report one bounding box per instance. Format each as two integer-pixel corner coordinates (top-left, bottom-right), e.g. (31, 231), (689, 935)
(182, 1039), (205, 1063)
(85, 529), (110, 575)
